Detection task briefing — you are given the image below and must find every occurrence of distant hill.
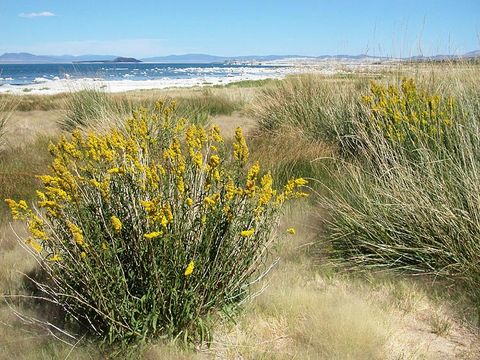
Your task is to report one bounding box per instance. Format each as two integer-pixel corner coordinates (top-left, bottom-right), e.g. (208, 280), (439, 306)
(464, 50), (480, 58)
(141, 54), (230, 63)
(0, 53), (118, 63)
(73, 57), (142, 64)
(0, 52), (60, 63)
(1, 51), (478, 64)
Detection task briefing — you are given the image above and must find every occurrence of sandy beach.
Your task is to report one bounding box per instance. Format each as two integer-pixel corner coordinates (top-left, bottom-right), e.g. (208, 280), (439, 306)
(0, 60), (389, 95)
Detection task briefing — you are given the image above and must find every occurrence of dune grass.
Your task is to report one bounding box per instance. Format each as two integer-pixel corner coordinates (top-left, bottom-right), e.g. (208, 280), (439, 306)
(321, 70), (480, 307)
(250, 64), (480, 310)
(0, 136), (55, 225)
(0, 97), (18, 149)
(251, 74), (369, 146)
(61, 87), (244, 131)
(1, 68), (479, 358)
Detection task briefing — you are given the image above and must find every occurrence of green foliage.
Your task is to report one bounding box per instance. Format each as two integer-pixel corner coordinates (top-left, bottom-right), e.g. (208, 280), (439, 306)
(7, 102), (307, 346)
(0, 97), (17, 149)
(61, 89), (243, 131)
(61, 89), (133, 131)
(323, 77), (480, 304)
(360, 78), (457, 154)
(252, 75), (364, 144)
(0, 136), (54, 224)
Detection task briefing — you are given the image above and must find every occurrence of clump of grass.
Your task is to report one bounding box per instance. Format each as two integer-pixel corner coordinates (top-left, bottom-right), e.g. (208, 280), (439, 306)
(0, 96), (18, 149)
(249, 128), (335, 191)
(61, 88), (243, 131)
(430, 312), (452, 336)
(176, 89), (243, 118)
(252, 75), (366, 144)
(215, 78), (280, 89)
(0, 136), (55, 224)
(61, 88), (134, 131)
(323, 75), (480, 305)
(6, 102), (307, 347)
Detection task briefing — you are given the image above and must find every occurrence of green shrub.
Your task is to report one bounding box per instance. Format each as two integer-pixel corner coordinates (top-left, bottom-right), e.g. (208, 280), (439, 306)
(6, 102), (307, 346)
(359, 78), (458, 156)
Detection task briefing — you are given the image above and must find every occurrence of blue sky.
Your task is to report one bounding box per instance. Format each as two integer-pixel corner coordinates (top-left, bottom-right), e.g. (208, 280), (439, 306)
(1, 0), (479, 57)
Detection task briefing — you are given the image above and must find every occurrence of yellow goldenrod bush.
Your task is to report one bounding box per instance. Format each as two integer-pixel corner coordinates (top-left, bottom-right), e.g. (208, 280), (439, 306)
(6, 102), (307, 346)
(361, 78), (457, 152)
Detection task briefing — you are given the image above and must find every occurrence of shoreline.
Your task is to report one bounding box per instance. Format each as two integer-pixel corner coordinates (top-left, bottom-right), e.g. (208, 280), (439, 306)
(0, 61), (380, 95)
(0, 64), (306, 95)
(0, 73), (285, 95)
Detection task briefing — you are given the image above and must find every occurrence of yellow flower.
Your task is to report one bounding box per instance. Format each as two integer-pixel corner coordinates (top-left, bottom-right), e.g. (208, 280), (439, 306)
(5, 199), (29, 220)
(140, 200), (156, 213)
(184, 260), (195, 276)
(208, 154), (221, 168)
(144, 231), (162, 239)
(67, 221), (84, 246)
(177, 177), (185, 194)
(186, 197), (193, 207)
(111, 215), (122, 233)
(233, 127), (249, 163)
(28, 215), (48, 240)
(81, 251), (87, 259)
(287, 227), (296, 235)
(240, 229), (255, 237)
(193, 153), (203, 167)
(49, 254), (62, 262)
(161, 216), (169, 228)
(210, 124), (224, 143)
(107, 167), (121, 174)
(294, 178), (308, 186)
(203, 196), (216, 207)
(26, 238), (42, 253)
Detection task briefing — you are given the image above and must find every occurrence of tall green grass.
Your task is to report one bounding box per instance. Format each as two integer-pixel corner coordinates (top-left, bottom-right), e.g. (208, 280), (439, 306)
(322, 72), (480, 305)
(252, 75), (367, 144)
(61, 88), (243, 131)
(252, 68), (480, 306)
(0, 136), (55, 224)
(0, 97), (18, 149)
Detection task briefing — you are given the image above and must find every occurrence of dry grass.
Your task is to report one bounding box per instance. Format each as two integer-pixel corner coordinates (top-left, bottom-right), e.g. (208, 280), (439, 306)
(1, 203), (478, 359)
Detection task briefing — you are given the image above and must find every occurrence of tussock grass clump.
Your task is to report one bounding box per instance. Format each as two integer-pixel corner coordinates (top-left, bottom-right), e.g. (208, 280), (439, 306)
(0, 136), (55, 224)
(252, 75), (365, 144)
(176, 89), (243, 117)
(61, 89), (134, 131)
(6, 102), (307, 346)
(0, 93), (67, 112)
(61, 88), (243, 131)
(323, 76), (480, 304)
(0, 97), (18, 148)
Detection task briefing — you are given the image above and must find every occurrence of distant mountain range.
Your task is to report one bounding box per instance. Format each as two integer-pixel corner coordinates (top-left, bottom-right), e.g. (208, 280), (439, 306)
(0, 51), (479, 64)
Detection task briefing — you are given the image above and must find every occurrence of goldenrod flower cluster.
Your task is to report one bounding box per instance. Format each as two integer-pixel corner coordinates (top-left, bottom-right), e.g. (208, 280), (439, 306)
(4, 101), (308, 344)
(362, 78), (456, 146)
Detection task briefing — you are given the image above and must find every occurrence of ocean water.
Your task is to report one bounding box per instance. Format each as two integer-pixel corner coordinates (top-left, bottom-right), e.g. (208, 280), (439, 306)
(0, 63), (286, 86)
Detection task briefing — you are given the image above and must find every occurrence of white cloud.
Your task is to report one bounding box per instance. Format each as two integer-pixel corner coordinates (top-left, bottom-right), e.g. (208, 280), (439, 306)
(19, 12), (56, 18)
